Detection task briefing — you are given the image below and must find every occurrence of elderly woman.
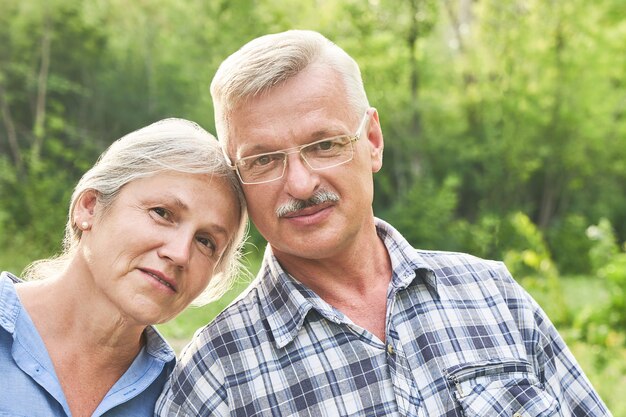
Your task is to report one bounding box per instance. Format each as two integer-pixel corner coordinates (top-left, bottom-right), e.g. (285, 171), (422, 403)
(0, 118), (247, 416)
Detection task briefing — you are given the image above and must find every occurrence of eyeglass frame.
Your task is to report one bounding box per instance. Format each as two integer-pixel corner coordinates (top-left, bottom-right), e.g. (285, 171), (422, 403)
(227, 111), (372, 185)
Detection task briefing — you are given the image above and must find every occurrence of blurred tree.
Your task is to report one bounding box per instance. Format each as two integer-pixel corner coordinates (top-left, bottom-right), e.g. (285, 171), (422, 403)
(1, 0), (625, 273)
(0, 0), (109, 256)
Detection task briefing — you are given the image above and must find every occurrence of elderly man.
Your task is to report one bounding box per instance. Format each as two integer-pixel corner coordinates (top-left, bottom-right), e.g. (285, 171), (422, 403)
(156, 30), (610, 416)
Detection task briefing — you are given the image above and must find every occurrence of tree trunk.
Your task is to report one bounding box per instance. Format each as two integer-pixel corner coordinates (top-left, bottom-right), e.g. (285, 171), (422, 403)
(0, 85), (24, 177)
(32, 18), (52, 159)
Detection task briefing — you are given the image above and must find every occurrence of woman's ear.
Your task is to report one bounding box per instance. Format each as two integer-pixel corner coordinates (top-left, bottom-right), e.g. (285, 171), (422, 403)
(74, 189), (98, 227)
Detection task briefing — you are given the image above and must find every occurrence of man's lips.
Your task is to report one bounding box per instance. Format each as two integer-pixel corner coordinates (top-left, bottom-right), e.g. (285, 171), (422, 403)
(140, 268), (177, 292)
(281, 202), (333, 218)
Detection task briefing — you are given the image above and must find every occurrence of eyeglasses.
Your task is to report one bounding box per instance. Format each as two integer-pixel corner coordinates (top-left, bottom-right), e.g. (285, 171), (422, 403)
(231, 111), (370, 185)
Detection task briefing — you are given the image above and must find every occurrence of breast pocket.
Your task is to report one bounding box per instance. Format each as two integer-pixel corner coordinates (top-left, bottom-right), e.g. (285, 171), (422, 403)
(444, 359), (560, 417)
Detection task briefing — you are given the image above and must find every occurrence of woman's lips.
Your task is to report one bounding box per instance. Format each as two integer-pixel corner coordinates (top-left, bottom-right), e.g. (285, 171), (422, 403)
(140, 268), (177, 292)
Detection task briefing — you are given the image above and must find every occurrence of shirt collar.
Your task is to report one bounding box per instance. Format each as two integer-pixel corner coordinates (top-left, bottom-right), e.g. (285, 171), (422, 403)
(257, 252), (320, 349)
(257, 218), (439, 349)
(143, 325), (176, 363)
(0, 272), (21, 335)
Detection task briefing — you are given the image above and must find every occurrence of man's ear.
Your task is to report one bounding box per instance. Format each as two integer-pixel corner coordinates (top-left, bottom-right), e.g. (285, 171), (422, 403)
(365, 109), (384, 173)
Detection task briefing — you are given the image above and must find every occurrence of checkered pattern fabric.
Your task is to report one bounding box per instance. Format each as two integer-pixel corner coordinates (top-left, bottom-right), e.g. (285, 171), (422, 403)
(156, 219), (611, 416)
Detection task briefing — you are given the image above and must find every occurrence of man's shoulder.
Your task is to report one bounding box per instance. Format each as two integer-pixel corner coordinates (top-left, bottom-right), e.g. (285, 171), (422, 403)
(377, 218), (507, 281)
(415, 249), (506, 272)
(410, 249), (512, 288)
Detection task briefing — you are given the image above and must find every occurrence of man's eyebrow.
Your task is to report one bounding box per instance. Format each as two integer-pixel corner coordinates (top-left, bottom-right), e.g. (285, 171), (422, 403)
(309, 127), (344, 140)
(241, 127), (347, 155)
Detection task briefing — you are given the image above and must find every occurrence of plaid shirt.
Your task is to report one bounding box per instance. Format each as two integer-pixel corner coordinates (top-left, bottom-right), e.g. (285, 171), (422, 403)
(156, 218), (611, 416)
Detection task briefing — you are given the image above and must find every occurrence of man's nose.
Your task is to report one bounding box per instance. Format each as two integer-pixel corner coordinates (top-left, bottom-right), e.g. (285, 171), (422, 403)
(282, 152), (320, 200)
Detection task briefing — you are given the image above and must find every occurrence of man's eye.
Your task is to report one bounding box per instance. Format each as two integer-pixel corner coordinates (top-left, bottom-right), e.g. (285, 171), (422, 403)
(254, 155), (272, 166)
(251, 153), (281, 167)
(307, 137), (347, 154)
(315, 140), (334, 151)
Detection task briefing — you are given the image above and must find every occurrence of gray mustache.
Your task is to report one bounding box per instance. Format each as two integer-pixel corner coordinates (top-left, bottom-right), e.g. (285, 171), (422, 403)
(276, 190), (340, 218)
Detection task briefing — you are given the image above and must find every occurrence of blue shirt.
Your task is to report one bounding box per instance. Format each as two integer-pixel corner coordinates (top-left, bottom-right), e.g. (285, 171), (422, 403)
(0, 271), (176, 417)
(156, 218), (611, 416)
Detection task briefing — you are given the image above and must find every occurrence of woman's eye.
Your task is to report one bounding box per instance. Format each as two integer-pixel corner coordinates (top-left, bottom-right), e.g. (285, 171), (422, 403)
(196, 236), (216, 252)
(152, 207), (172, 220)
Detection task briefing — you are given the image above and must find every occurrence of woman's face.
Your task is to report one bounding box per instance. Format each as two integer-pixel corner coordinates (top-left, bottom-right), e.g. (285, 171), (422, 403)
(77, 171), (240, 325)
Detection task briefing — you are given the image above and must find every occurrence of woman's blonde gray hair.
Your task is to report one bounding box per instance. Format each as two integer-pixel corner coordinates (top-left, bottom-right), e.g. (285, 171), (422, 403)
(23, 118), (248, 305)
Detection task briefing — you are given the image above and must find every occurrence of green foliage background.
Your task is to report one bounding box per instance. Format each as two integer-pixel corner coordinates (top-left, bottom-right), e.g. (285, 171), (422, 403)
(1, 0), (625, 413)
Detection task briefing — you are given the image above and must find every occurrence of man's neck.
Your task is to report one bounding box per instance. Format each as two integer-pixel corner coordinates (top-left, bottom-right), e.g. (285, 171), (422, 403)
(272, 227), (392, 341)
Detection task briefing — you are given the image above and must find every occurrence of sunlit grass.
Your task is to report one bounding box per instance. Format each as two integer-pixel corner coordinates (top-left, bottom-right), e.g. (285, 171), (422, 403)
(565, 335), (626, 416)
(156, 278), (253, 352)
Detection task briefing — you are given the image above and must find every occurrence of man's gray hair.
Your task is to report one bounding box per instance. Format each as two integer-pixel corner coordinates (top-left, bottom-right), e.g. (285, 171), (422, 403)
(210, 30), (370, 152)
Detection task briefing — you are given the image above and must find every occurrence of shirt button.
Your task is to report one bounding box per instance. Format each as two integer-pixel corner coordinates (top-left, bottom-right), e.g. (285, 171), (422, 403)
(386, 344), (394, 355)
(513, 412), (523, 417)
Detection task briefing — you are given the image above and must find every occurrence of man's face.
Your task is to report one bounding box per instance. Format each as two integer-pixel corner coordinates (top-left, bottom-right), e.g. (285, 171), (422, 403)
(226, 64), (384, 263)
